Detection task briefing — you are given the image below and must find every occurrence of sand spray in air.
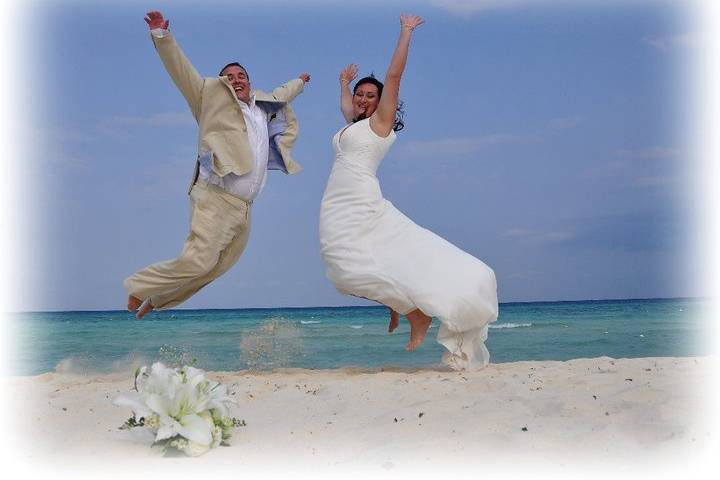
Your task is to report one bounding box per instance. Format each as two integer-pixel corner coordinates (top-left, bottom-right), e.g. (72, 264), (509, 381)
(54, 351), (152, 375)
(239, 317), (305, 371)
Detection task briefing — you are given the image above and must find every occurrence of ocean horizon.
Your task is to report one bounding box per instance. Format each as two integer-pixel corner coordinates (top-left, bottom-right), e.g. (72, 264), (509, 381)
(15, 296), (705, 314)
(8, 297), (710, 376)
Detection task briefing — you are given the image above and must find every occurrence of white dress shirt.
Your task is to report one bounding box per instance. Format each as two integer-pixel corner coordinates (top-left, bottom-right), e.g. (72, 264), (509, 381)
(197, 96), (270, 202)
(150, 28), (270, 202)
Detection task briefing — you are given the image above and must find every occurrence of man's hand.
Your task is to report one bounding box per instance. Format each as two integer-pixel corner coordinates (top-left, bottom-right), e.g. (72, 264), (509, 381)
(144, 11), (169, 30)
(298, 73), (311, 83)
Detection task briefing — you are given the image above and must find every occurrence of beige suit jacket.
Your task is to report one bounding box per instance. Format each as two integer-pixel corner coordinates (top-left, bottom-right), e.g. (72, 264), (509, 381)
(151, 32), (305, 191)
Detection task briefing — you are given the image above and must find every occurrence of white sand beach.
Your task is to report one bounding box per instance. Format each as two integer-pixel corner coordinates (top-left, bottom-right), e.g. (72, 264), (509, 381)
(3, 356), (718, 479)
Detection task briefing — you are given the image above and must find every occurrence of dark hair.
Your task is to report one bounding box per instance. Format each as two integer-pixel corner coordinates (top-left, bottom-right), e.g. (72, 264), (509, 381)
(219, 62), (249, 79)
(352, 74), (405, 132)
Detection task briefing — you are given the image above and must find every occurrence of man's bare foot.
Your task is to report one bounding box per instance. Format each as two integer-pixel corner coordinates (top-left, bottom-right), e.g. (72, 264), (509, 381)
(405, 309), (432, 351)
(388, 309), (399, 333)
(136, 298), (154, 319)
(127, 295), (142, 312)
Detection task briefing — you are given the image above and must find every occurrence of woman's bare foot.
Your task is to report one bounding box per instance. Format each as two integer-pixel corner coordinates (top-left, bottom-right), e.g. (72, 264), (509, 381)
(405, 309), (432, 351)
(136, 298), (154, 319)
(127, 295), (142, 312)
(388, 309), (399, 333)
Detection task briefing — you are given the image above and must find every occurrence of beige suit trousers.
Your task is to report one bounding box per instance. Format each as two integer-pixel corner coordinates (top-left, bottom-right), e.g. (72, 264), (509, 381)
(124, 183), (251, 310)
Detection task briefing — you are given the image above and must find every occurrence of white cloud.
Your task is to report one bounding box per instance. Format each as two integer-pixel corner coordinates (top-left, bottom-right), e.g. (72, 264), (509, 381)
(135, 155), (196, 200)
(427, 0), (536, 16)
(400, 133), (540, 158)
(503, 227), (531, 237)
(388, 173), (421, 185)
(429, 0), (673, 17)
(35, 127), (96, 145)
(631, 175), (676, 188)
(642, 32), (702, 52)
(38, 153), (89, 177)
(612, 147), (681, 160)
(503, 227), (575, 243)
(48, 128), (96, 143)
(506, 270), (543, 280)
(110, 112), (195, 127)
(31, 128), (94, 172)
(548, 115), (582, 130)
(536, 231), (576, 242)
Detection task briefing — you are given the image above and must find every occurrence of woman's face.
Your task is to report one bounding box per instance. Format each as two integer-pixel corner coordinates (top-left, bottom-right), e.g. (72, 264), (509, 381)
(353, 83), (380, 120)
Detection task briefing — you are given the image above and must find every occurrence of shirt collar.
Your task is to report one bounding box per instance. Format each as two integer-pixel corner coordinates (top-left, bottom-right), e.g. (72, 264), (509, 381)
(239, 94), (256, 109)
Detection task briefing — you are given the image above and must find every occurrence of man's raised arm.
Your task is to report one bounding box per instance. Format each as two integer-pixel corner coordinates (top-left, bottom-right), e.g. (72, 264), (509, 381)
(145, 10), (203, 121)
(270, 73), (311, 104)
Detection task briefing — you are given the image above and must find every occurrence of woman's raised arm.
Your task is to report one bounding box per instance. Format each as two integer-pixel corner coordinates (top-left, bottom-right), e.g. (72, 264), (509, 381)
(370, 14), (424, 137)
(339, 64), (358, 123)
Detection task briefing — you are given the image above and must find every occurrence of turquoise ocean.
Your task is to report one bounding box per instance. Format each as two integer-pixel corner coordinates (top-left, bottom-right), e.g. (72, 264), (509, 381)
(9, 298), (711, 375)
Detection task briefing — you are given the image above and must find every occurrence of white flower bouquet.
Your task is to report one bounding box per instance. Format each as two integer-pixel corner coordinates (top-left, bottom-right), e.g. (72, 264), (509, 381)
(113, 362), (245, 456)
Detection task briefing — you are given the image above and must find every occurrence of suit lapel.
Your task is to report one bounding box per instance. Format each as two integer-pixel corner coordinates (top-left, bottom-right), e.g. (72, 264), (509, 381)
(219, 76), (236, 96)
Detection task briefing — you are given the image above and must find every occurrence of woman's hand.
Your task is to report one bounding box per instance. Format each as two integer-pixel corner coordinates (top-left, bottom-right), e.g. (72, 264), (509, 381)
(400, 14), (424, 32)
(339, 64), (358, 86)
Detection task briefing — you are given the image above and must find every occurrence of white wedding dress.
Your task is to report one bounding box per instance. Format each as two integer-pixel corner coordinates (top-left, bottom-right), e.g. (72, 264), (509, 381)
(319, 119), (498, 369)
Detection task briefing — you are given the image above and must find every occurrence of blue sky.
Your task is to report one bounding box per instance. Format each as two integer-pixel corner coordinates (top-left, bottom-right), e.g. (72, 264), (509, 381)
(8, 0), (704, 311)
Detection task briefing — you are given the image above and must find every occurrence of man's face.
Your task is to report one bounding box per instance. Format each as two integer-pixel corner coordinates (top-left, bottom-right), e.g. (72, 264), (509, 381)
(353, 83), (380, 120)
(223, 65), (251, 104)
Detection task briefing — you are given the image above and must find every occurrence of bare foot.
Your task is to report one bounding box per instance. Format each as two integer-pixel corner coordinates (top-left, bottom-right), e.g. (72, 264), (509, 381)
(136, 298), (154, 319)
(405, 309), (432, 351)
(388, 309), (399, 333)
(127, 295), (142, 312)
